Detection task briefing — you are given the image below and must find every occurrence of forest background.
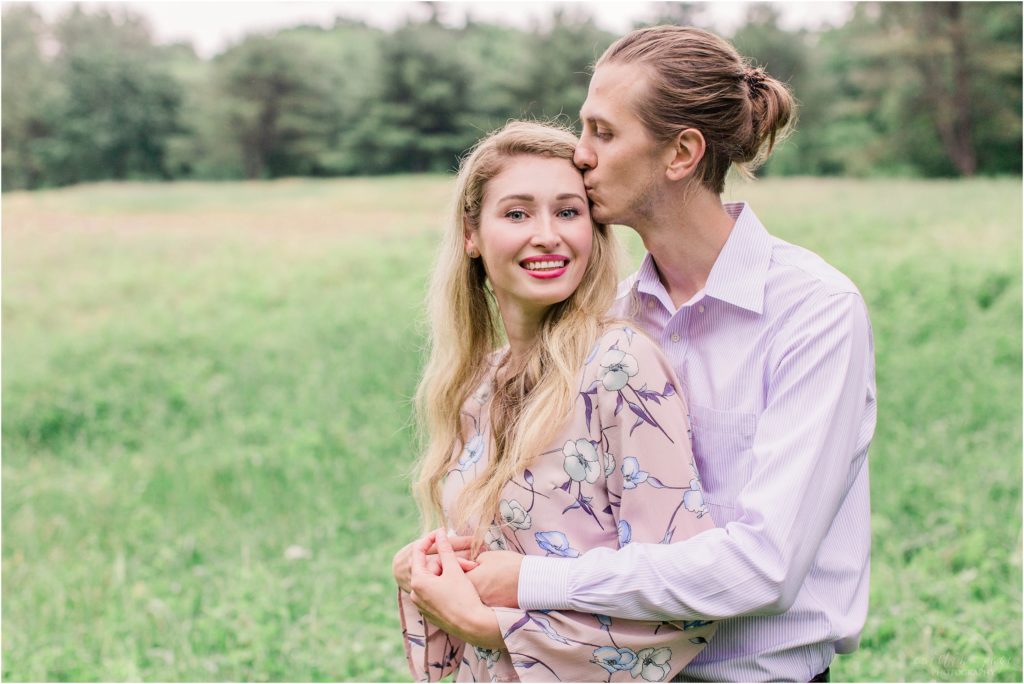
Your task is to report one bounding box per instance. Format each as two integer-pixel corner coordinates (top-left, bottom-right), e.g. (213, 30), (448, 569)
(2, 1), (1021, 188)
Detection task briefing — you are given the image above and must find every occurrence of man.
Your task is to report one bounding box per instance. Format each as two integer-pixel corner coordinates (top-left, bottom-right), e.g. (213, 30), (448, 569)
(403, 25), (876, 683)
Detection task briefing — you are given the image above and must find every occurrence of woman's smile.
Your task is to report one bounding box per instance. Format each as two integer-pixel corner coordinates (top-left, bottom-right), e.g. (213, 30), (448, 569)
(520, 254), (570, 279)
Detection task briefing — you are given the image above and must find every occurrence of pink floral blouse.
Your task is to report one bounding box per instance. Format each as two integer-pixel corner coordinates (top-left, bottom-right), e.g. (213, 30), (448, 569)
(399, 326), (717, 682)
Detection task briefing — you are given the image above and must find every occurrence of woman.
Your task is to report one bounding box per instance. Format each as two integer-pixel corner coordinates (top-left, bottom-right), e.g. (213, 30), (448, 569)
(393, 121), (716, 682)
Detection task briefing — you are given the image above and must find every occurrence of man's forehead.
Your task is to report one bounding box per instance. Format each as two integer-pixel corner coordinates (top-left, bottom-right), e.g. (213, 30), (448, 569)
(581, 63), (648, 122)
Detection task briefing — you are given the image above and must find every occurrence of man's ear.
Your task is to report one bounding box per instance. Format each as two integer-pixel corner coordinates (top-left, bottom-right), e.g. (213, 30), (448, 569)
(664, 128), (706, 182)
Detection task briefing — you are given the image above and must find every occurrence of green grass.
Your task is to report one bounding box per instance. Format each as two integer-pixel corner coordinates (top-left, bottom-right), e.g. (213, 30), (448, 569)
(3, 176), (1021, 682)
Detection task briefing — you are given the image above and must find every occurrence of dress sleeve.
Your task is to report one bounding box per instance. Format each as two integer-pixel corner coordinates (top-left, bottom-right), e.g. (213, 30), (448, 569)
(398, 588), (466, 682)
(491, 328), (717, 682)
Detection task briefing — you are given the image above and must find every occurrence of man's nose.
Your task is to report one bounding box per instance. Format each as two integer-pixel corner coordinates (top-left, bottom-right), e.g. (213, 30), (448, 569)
(574, 139), (596, 171)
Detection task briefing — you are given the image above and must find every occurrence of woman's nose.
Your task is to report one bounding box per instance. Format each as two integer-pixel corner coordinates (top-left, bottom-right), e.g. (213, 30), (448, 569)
(531, 215), (561, 247)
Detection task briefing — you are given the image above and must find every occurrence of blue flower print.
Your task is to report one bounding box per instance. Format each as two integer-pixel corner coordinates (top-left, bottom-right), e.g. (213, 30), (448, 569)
(592, 646), (638, 674)
(683, 459), (709, 517)
(457, 433), (484, 470)
(473, 646), (501, 667)
(631, 647), (673, 681)
(621, 456), (649, 489)
(682, 619), (714, 630)
(617, 519), (632, 546)
(484, 527), (507, 551)
(683, 479), (708, 517)
(600, 349), (639, 391)
(603, 450), (616, 477)
(563, 438), (601, 484)
(535, 530), (580, 558)
(471, 382), (492, 406)
(499, 498), (532, 530)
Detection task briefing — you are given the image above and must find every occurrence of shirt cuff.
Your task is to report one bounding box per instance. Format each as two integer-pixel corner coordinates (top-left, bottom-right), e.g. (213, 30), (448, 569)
(516, 555), (574, 611)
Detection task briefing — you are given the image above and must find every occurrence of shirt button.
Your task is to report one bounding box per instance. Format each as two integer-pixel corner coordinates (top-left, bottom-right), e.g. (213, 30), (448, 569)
(670, 333), (680, 343)
(647, 299), (657, 309)
(698, 305), (705, 313)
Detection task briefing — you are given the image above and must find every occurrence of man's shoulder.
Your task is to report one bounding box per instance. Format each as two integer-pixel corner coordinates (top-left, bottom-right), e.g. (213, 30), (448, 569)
(767, 236), (862, 300)
(611, 273), (639, 318)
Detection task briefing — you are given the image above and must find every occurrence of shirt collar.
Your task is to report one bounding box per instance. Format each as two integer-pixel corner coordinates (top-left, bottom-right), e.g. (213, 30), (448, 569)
(633, 202), (772, 315)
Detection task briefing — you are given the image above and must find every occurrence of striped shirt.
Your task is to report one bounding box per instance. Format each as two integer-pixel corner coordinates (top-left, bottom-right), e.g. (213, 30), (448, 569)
(517, 202), (876, 682)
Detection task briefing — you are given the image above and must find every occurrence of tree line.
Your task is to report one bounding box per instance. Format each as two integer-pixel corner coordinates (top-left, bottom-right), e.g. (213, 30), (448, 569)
(2, 2), (1020, 191)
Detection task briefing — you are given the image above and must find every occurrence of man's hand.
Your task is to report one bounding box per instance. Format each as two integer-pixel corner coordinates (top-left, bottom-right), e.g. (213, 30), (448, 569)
(392, 533), (477, 593)
(409, 529), (504, 650)
(466, 550), (524, 608)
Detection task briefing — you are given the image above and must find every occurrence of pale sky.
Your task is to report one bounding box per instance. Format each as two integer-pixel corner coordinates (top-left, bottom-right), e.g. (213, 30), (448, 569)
(26, 1), (854, 59)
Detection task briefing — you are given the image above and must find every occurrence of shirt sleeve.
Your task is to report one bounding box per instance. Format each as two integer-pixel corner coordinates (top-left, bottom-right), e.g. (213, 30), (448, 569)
(491, 327), (717, 682)
(518, 292), (874, 621)
(397, 588), (466, 682)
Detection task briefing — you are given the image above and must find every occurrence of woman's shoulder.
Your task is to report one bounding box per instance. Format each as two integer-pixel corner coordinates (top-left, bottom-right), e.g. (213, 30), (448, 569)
(592, 321), (672, 365)
(583, 322), (680, 393)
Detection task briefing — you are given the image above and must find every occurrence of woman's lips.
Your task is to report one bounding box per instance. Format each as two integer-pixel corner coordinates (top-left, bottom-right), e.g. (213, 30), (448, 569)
(520, 255), (569, 279)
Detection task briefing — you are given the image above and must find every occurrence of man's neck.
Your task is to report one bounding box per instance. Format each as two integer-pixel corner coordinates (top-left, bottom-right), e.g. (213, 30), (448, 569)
(634, 189), (736, 309)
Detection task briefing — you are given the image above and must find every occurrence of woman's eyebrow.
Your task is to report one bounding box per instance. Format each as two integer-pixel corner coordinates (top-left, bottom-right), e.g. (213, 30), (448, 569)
(497, 194), (535, 203)
(497, 193), (585, 203)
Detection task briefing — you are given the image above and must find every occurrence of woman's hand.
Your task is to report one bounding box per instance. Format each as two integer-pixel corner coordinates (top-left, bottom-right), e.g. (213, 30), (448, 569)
(393, 533), (478, 593)
(409, 528), (504, 651)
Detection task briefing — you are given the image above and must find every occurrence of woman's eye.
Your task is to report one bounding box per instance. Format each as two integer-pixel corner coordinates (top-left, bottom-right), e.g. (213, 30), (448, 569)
(505, 210), (527, 221)
(557, 207), (580, 219)
(595, 129), (612, 140)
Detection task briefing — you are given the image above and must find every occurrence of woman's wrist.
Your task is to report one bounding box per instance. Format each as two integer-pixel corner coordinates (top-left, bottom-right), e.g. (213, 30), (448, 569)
(464, 605), (504, 651)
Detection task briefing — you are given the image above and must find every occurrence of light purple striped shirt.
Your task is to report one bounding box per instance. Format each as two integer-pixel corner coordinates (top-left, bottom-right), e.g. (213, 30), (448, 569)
(517, 202), (876, 682)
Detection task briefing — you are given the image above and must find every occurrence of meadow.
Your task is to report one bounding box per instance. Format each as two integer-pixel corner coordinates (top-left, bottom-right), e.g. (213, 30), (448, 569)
(2, 175), (1021, 682)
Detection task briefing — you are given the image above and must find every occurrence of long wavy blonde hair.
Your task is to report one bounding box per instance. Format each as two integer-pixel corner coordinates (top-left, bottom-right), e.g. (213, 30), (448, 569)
(413, 121), (622, 542)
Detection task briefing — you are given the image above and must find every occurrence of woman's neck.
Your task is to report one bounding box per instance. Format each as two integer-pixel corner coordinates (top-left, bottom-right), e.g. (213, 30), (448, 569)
(496, 298), (543, 367)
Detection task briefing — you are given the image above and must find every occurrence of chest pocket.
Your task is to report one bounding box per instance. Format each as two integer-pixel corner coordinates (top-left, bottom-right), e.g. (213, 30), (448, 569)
(688, 404), (756, 524)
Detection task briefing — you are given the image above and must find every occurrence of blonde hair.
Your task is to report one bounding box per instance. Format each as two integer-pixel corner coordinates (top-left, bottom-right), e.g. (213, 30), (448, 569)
(598, 25), (797, 193)
(413, 121), (621, 542)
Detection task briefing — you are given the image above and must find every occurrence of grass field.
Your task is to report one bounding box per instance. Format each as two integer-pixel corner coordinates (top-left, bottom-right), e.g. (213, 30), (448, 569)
(3, 176), (1021, 682)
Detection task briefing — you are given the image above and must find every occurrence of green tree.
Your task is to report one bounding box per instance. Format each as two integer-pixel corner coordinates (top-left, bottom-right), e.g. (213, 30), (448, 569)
(730, 5), (814, 176)
(814, 2), (1021, 177)
(45, 5), (183, 184)
(343, 19), (477, 173)
(212, 34), (338, 179)
(1, 4), (61, 190)
(513, 10), (615, 123)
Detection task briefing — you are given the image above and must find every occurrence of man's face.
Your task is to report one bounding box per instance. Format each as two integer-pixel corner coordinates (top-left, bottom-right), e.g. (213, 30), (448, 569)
(575, 63), (669, 227)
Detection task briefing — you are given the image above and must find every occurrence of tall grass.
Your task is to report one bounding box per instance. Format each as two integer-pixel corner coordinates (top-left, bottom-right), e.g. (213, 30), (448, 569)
(3, 176), (1021, 681)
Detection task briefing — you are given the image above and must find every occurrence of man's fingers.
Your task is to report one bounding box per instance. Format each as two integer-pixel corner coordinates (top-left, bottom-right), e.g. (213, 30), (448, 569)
(458, 557), (479, 572)
(426, 557), (442, 576)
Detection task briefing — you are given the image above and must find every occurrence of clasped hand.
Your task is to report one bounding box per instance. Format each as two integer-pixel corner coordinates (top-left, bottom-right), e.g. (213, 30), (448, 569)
(395, 528), (504, 650)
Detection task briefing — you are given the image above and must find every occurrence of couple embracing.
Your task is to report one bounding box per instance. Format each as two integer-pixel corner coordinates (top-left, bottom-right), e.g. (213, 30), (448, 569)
(392, 25), (876, 684)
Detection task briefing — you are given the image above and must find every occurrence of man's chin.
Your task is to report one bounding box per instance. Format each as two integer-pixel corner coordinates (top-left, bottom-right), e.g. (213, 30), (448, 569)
(590, 205), (617, 225)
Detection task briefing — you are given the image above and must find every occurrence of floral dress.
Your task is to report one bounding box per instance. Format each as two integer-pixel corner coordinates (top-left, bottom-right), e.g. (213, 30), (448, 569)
(398, 326), (717, 683)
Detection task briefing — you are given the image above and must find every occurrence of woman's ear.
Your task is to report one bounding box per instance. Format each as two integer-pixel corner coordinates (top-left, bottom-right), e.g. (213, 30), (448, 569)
(664, 128), (706, 182)
(463, 217), (479, 259)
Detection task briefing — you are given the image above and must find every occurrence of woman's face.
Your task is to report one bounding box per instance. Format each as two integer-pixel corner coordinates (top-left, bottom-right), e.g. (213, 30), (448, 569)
(466, 155), (594, 328)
